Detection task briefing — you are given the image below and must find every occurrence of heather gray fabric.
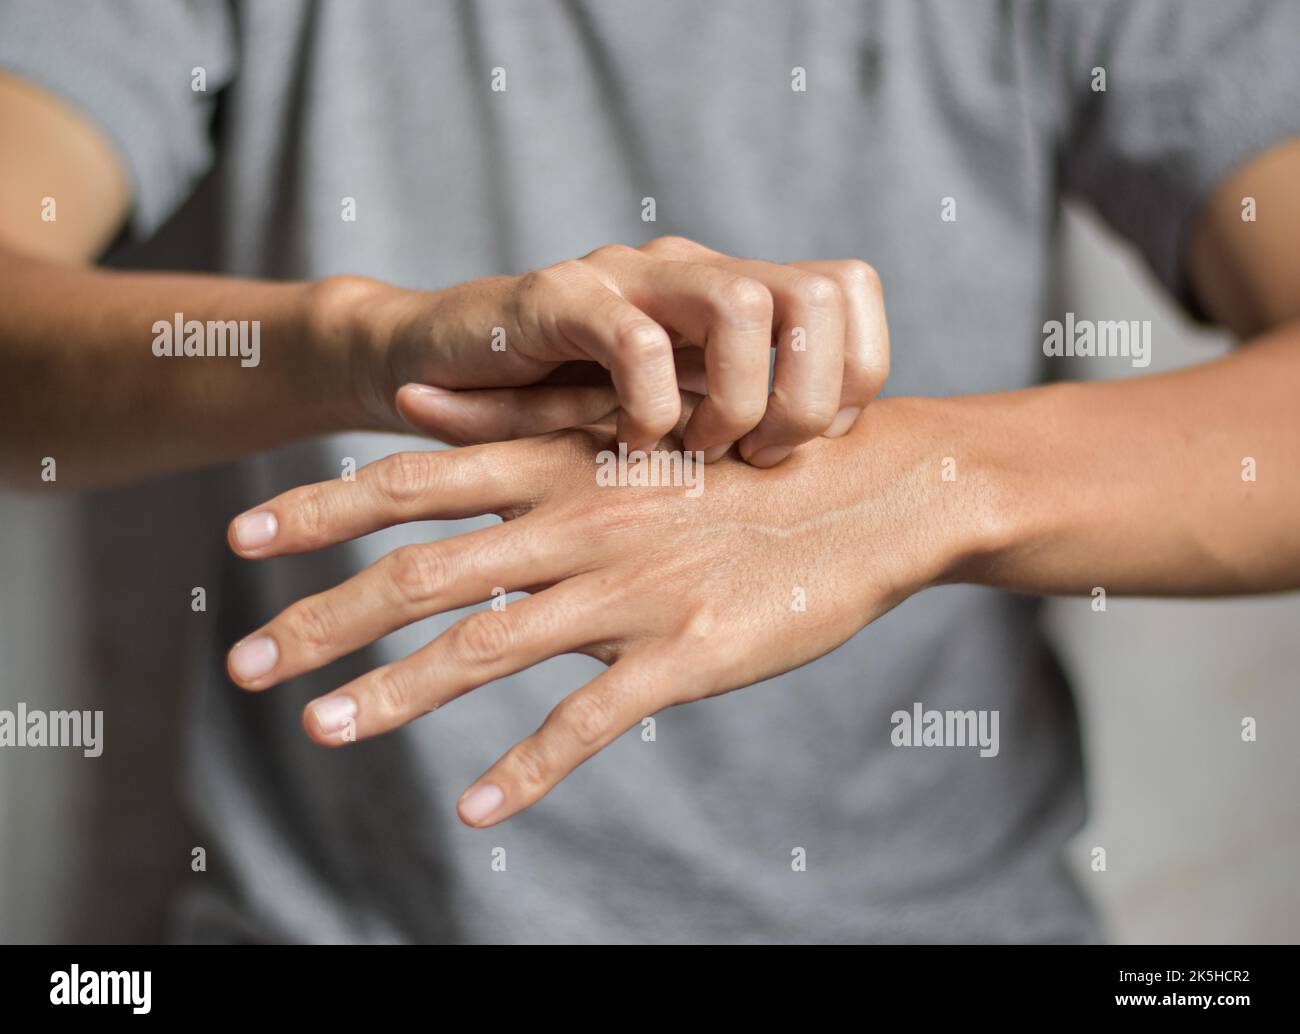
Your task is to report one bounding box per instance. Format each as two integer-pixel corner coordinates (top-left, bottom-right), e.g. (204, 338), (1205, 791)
(4, 0), (1298, 943)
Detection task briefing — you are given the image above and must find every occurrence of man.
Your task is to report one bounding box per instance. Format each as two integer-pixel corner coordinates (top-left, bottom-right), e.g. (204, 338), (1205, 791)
(1, 0), (1297, 943)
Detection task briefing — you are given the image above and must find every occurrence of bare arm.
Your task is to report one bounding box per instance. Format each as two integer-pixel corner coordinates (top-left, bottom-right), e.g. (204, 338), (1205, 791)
(0, 73), (893, 491)
(0, 71), (389, 487)
(952, 138), (1300, 597)
(0, 244), (388, 488)
(215, 141), (1300, 824)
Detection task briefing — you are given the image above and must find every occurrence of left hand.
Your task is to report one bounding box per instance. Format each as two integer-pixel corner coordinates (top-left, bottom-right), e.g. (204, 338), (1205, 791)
(382, 238), (891, 467)
(226, 398), (974, 827)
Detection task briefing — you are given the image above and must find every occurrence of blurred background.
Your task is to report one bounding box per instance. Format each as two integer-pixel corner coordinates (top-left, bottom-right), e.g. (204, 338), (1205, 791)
(1, 202), (1298, 943)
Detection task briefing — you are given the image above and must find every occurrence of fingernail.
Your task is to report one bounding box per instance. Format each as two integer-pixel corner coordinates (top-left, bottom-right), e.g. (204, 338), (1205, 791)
(747, 445), (793, 468)
(229, 635), (279, 682)
(702, 442), (733, 463)
(458, 782), (505, 824)
(403, 383), (454, 397)
(825, 406), (862, 438)
(310, 694), (357, 735)
(233, 511), (277, 550)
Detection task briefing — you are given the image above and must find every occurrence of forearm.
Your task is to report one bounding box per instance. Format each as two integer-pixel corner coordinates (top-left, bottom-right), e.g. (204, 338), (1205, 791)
(0, 249), (392, 490)
(925, 322), (1300, 596)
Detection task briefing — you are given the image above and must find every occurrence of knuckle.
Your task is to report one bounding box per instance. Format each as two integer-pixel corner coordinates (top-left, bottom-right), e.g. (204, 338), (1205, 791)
(711, 394), (768, 428)
(781, 400), (839, 437)
(679, 606), (719, 643)
(640, 393), (684, 433)
(509, 745), (550, 794)
(390, 545), (448, 605)
(806, 397), (842, 427)
(513, 271), (551, 333)
(449, 610), (514, 667)
(375, 451), (434, 506)
(294, 486), (329, 546)
(711, 276), (773, 325)
(514, 268), (547, 301)
(517, 262), (579, 303)
(792, 272), (842, 310)
(839, 259), (883, 295)
(846, 357), (890, 401)
(559, 693), (614, 749)
(286, 596), (335, 655)
(672, 608), (737, 677)
(588, 242), (637, 264)
(643, 234), (699, 257)
(371, 666), (412, 717)
(614, 319), (670, 365)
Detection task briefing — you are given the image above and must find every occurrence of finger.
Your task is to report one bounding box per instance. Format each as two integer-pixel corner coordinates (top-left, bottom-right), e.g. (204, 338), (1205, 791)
(604, 256), (772, 460)
(456, 652), (676, 827)
(701, 262), (845, 467)
(301, 575), (623, 744)
(397, 382), (619, 445)
(672, 346), (708, 395)
(227, 514), (570, 691)
(644, 240), (887, 447)
(791, 259), (890, 438)
(227, 442), (543, 559)
(516, 257), (679, 452)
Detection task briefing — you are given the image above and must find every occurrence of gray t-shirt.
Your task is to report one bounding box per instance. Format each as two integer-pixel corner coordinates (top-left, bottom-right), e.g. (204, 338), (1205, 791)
(5, 0), (1298, 943)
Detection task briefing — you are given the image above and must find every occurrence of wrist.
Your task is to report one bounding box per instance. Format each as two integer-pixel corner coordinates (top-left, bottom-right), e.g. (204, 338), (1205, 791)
(305, 274), (410, 432)
(852, 394), (1023, 590)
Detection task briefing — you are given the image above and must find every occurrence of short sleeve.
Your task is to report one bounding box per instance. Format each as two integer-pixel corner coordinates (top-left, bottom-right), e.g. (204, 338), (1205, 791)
(0, 0), (237, 240)
(1049, 0), (1300, 313)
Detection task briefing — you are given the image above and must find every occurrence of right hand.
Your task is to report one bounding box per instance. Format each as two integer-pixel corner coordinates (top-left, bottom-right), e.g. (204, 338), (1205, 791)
(343, 236), (890, 467)
(226, 394), (960, 825)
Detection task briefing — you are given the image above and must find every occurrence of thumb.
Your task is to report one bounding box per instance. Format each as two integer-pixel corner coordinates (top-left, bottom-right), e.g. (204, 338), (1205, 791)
(396, 383), (620, 446)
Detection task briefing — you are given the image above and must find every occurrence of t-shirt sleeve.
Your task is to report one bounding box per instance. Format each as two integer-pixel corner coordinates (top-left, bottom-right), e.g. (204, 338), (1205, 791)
(1049, 0), (1300, 315)
(0, 0), (237, 240)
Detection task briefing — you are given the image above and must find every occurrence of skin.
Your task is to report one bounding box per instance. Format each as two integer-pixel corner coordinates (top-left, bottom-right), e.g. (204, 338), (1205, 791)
(226, 317), (1300, 827)
(4, 71), (1299, 827)
(228, 134), (1300, 827)
(0, 74), (885, 490)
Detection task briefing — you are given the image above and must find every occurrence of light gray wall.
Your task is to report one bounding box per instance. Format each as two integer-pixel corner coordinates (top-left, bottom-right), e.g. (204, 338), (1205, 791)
(1, 205), (1297, 943)
(0, 475), (204, 942)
